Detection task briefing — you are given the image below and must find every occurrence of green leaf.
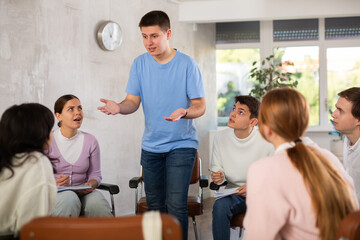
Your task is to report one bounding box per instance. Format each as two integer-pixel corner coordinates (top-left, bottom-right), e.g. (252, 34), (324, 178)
(247, 50), (295, 99)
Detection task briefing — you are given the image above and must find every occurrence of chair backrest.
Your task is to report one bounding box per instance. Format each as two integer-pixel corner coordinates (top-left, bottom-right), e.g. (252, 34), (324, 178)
(20, 214), (182, 240)
(336, 211), (360, 240)
(189, 152), (200, 184)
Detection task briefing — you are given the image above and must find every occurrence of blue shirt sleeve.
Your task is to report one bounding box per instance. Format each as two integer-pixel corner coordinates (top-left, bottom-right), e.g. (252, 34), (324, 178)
(186, 58), (206, 100)
(126, 60), (141, 96)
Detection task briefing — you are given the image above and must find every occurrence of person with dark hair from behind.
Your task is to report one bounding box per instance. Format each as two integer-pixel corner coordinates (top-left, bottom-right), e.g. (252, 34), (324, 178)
(97, 10), (205, 239)
(47, 94), (112, 217)
(210, 95), (274, 240)
(244, 88), (358, 240)
(0, 103), (57, 238)
(331, 87), (360, 202)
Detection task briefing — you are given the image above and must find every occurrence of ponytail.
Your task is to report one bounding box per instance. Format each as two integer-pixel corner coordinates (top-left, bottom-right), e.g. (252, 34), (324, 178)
(287, 142), (357, 240)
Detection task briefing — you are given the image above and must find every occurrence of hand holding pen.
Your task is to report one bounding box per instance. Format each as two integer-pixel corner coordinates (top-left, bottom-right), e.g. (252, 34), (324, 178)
(55, 174), (70, 187)
(208, 168), (225, 184)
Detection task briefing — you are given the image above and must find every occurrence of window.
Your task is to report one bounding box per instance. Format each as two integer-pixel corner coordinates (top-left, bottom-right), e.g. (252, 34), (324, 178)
(216, 21), (260, 125)
(216, 17), (360, 130)
(277, 46), (320, 126)
(273, 19), (319, 41)
(327, 47), (360, 112)
(325, 17), (360, 40)
(216, 21), (260, 44)
(216, 49), (260, 126)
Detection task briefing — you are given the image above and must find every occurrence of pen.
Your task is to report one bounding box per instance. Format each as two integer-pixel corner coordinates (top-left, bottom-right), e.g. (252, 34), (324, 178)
(208, 168), (216, 174)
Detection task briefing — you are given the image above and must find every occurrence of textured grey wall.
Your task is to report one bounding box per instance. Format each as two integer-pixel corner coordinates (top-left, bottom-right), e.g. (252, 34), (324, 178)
(0, 0), (216, 215)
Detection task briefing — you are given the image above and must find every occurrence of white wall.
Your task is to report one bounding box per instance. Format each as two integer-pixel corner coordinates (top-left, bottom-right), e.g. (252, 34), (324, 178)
(0, 0), (217, 216)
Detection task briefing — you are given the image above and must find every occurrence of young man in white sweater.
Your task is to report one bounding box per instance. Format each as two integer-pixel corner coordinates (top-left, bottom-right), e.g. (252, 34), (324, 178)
(210, 95), (274, 240)
(331, 87), (360, 202)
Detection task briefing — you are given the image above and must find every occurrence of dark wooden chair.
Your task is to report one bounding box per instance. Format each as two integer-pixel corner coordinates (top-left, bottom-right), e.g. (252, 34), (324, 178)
(129, 153), (209, 240)
(336, 210), (360, 240)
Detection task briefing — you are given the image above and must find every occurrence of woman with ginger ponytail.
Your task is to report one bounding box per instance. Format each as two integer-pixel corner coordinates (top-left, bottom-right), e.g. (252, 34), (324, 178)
(243, 88), (358, 240)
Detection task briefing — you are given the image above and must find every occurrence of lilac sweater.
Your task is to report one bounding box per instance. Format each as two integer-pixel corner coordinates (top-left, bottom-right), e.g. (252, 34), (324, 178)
(47, 131), (102, 186)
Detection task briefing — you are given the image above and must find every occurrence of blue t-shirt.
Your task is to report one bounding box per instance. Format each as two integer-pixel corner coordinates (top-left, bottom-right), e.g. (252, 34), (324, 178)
(126, 50), (205, 153)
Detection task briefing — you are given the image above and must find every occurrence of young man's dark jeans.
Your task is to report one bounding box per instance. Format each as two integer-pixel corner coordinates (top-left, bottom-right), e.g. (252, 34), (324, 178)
(141, 148), (197, 240)
(212, 195), (247, 240)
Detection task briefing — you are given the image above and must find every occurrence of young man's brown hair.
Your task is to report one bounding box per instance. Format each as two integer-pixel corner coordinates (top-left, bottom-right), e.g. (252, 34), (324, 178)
(338, 87), (360, 121)
(138, 10), (170, 32)
(234, 95), (260, 119)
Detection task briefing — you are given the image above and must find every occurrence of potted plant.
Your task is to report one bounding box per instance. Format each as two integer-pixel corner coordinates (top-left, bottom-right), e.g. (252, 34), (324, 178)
(248, 48), (298, 99)
(329, 109), (344, 162)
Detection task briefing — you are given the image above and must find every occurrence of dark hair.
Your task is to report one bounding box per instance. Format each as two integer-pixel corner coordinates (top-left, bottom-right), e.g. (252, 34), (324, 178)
(0, 103), (54, 178)
(54, 94), (79, 127)
(234, 95), (260, 119)
(138, 10), (170, 32)
(338, 87), (360, 121)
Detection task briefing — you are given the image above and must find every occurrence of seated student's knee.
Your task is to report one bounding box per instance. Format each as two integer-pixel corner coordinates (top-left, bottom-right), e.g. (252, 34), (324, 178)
(81, 190), (112, 217)
(213, 197), (232, 217)
(52, 191), (81, 217)
(230, 195), (247, 214)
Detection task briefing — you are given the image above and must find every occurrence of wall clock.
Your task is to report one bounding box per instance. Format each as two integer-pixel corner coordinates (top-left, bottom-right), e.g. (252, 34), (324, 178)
(97, 21), (122, 51)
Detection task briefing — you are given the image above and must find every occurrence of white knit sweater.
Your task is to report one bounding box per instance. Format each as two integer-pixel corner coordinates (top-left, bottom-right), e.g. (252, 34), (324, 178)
(210, 128), (274, 188)
(0, 152), (57, 236)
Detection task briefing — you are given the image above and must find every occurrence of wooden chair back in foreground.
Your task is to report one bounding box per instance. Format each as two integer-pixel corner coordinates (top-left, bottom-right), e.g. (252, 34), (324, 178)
(336, 210), (360, 240)
(20, 214), (182, 240)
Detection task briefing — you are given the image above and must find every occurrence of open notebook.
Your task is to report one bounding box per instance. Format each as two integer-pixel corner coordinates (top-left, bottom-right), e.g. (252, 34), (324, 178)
(214, 188), (239, 199)
(57, 185), (91, 192)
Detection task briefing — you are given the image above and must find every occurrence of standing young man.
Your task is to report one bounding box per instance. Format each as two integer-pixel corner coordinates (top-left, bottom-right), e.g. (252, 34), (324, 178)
(331, 87), (360, 201)
(97, 10), (206, 240)
(210, 96), (273, 240)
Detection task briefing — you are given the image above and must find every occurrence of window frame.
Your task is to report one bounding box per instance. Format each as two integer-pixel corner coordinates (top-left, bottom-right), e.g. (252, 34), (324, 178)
(216, 19), (360, 132)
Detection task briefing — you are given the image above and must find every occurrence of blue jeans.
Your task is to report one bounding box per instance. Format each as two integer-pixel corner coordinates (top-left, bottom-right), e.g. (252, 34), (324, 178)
(141, 148), (197, 240)
(212, 195), (247, 240)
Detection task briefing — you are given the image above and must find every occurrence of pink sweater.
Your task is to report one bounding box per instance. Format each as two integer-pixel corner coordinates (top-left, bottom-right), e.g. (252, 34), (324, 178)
(46, 131), (102, 186)
(243, 137), (357, 240)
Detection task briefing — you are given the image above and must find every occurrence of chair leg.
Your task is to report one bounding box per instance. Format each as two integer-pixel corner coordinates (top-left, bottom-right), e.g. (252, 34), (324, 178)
(238, 227), (246, 239)
(192, 216), (199, 240)
(110, 194), (115, 216)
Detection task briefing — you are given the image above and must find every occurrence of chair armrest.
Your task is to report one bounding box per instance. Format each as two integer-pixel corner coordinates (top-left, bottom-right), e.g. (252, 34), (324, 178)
(97, 183), (120, 195)
(129, 176), (143, 189)
(199, 175), (209, 188)
(210, 181), (228, 190)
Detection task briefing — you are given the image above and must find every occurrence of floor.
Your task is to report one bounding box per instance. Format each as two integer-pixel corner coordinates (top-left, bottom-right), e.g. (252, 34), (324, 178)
(187, 198), (243, 240)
